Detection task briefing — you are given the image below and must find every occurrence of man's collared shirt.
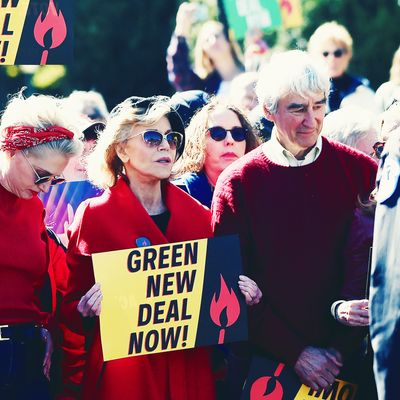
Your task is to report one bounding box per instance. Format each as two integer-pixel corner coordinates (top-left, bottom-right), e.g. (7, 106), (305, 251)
(263, 128), (323, 167)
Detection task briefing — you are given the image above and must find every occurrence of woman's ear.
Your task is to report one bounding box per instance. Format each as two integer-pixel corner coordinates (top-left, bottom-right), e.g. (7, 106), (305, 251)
(115, 143), (129, 163)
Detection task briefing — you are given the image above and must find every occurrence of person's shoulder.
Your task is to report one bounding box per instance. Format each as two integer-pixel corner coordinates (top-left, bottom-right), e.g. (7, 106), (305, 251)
(383, 129), (400, 159)
(173, 171), (201, 187)
(323, 137), (377, 168)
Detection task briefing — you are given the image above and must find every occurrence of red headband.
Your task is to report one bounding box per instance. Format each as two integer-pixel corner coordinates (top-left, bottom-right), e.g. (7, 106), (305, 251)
(0, 125), (74, 151)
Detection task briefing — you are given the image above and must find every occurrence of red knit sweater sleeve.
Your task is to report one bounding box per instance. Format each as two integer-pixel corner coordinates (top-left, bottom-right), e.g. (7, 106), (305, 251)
(212, 162), (307, 366)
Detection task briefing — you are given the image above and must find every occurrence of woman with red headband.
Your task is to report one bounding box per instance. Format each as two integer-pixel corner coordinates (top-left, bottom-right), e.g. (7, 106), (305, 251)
(0, 93), (82, 399)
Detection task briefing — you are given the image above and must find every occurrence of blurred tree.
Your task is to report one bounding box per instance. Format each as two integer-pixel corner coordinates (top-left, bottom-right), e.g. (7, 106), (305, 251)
(61, 0), (181, 109)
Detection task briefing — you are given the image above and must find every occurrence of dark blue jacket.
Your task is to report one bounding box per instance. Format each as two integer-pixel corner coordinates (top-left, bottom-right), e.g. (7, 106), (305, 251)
(173, 171), (213, 208)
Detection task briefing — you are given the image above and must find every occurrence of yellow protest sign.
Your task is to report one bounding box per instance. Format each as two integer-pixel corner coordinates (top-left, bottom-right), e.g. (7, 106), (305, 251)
(0, 0), (72, 65)
(294, 379), (357, 399)
(242, 356), (358, 400)
(93, 236), (248, 362)
(0, 0), (29, 64)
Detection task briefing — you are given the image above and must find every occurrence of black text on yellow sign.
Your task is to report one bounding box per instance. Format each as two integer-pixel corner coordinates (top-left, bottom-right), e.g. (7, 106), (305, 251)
(126, 242), (199, 355)
(92, 236), (248, 361)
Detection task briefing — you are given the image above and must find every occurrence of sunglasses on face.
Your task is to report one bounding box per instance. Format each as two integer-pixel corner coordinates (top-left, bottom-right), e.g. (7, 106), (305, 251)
(322, 48), (346, 58)
(372, 141), (385, 159)
(22, 151), (66, 186)
(207, 126), (247, 142)
(130, 130), (183, 150)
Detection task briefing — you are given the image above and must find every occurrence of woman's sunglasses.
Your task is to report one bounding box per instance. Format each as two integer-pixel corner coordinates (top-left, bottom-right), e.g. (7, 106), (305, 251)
(322, 48), (346, 58)
(22, 151), (66, 185)
(130, 130), (183, 150)
(207, 126), (247, 142)
(372, 141), (385, 159)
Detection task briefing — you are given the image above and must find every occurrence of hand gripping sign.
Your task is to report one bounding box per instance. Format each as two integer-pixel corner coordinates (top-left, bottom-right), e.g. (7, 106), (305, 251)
(92, 235), (248, 361)
(241, 356), (358, 400)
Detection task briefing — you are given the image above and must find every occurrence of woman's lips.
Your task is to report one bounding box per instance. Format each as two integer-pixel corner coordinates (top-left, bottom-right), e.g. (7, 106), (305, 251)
(155, 157), (172, 164)
(221, 152), (238, 159)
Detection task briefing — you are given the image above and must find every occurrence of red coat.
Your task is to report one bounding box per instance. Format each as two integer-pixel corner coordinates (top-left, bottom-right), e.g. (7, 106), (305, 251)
(62, 177), (216, 400)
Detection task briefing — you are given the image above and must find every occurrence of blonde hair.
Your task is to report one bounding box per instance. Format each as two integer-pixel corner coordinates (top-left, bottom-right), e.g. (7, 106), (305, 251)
(194, 20), (243, 79)
(0, 91), (83, 158)
(87, 96), (175, 189)
(308, 21), (353, 54)
(389, 47), (400, 85)
(173, 97), (259, 176)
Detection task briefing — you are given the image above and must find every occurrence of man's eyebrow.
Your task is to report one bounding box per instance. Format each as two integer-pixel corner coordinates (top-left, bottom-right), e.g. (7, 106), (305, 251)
(316, 97), (327, 105)
(287, 102), (306, 110)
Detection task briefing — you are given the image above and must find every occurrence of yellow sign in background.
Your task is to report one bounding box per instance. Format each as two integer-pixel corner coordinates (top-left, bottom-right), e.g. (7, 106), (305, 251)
(92, 239), (208, 361)
(0, 0), (30, 65)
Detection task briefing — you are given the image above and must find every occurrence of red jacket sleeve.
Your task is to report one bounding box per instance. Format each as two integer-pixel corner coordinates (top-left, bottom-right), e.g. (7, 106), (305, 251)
(59, 204), (96, 398)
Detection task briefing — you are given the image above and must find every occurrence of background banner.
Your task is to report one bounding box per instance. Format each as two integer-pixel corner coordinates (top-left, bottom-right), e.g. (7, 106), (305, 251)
(92, 235), (248, 361)
(221, 0), (303, 40)
(0, 0), (73, 65)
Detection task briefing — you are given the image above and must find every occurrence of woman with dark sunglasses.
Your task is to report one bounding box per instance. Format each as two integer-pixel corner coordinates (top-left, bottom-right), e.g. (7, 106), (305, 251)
(173, 98), (259, 208)
(308, 21), (376, 114)
(0, 92), (82, 399)
(61, 95), (262, 400)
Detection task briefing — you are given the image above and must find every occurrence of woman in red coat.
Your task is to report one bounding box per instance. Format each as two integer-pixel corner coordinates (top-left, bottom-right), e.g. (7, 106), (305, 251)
(61, 96), (261, 400)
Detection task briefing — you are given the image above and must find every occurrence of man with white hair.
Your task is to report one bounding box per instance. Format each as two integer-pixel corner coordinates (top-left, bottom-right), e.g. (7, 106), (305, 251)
(212, 50), (377, 392)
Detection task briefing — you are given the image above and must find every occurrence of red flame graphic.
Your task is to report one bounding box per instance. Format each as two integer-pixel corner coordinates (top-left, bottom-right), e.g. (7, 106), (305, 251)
(250, 364), (285, 400)
(34, 0), (67, 64)
(280, 0), (293, 14)
(210, 274), (240, 344)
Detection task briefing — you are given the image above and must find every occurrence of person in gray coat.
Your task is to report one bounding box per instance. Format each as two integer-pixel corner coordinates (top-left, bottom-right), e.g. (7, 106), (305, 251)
(370, 128), (400, 400)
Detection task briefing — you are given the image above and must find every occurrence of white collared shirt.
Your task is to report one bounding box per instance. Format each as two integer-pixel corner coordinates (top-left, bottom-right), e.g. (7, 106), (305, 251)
(263, 128), (323, 167)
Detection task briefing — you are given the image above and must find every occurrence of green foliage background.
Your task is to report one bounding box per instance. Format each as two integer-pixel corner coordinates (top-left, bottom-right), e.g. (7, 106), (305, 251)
(1, 0), (400, 110)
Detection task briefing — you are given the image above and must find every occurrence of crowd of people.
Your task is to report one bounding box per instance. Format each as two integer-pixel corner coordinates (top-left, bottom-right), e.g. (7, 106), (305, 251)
(1, 4), (400, 400)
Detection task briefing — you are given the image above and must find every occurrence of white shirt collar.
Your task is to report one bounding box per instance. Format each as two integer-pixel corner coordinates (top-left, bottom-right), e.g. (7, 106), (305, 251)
(263, 128), (323, 167)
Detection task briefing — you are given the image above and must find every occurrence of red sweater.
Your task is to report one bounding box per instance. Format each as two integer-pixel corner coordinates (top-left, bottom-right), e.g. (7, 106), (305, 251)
(212, 138), (377, 365)
(0, 183), (48, 324)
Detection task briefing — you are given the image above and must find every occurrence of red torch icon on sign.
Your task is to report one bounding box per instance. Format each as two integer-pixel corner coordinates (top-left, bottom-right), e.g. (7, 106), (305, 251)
(250, 363), (285, 400)
(210, 274), (240, 344)
(34, 0), (67, 65)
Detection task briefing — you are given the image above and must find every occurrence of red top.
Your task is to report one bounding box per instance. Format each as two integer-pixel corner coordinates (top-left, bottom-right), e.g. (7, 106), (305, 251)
(0, 183), (48, 324)
(212, 138), (377, 365)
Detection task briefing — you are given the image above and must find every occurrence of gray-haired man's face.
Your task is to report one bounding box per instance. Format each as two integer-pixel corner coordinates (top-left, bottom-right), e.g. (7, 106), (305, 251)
(265, 92), (326, 159)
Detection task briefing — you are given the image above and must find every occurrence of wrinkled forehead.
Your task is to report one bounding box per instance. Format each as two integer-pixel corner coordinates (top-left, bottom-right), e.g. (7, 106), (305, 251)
(279, 91), (327, 106)
(315, 38), (350, 52)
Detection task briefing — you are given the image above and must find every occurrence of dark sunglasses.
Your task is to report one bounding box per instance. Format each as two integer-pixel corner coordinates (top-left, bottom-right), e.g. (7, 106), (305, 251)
(22, 151), (66, 186)
(207, 126), (247, 142)
(322, 48), (346, 58)
(130, 130), (183, 150)
(372, 141), (385, 159)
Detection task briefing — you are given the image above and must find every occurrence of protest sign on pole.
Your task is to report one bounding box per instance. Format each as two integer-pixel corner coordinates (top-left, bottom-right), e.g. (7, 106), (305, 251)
(220, 0), (303, 40)
(0, 0), (73, 65)
(92, 235), (248, 361)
